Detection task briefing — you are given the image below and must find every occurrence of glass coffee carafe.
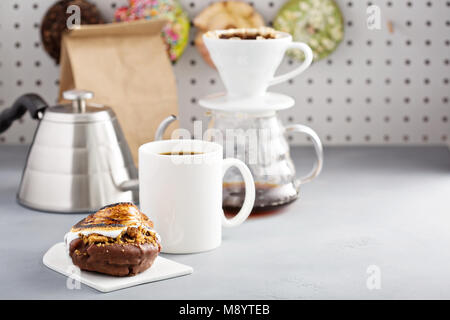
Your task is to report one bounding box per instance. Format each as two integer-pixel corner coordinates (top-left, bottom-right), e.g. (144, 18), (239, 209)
(205, 110), (323, 209)
(156, 111), (323, 210)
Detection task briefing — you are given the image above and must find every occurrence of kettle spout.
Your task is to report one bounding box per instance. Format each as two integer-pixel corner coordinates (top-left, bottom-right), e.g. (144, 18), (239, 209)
(119, 114), (177, 193)
(155, 114), (177, 140)
(118, 179), (139, 192)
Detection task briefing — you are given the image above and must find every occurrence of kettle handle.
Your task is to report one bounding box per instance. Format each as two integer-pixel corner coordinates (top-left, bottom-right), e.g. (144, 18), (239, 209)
(155, 114), (177, 140)
(0, 94), (48, 133)
(285, 124), (324, 184)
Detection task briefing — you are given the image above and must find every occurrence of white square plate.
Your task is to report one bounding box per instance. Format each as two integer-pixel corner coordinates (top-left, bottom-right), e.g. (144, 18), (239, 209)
(43, 242), (193, 293)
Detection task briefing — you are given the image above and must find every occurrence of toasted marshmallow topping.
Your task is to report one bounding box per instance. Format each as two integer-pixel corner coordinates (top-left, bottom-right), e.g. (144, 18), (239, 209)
(64, 202), (161, 251)
(64, 225), (161, 250)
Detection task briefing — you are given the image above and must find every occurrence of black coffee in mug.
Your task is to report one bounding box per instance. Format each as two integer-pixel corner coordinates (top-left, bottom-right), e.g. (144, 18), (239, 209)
(159, 151), (204, 156)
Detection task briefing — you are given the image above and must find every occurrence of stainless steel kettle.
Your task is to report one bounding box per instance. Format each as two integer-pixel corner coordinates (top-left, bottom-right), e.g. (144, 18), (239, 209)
(0, 90), (138, 213)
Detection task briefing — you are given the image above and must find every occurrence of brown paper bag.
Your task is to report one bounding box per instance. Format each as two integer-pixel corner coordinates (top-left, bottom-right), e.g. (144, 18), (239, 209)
(59, 20), (178, 165)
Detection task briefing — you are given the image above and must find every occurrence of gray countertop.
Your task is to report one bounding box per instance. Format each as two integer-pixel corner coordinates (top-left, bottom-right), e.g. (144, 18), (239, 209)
(1, 145), (449, 299)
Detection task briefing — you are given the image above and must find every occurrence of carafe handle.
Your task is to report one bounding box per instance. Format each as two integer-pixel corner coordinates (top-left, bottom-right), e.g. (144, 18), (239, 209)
(285, 124), (323, 184)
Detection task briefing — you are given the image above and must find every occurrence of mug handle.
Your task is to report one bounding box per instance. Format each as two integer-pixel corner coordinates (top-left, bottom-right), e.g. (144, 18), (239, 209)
(285, 124), (324, 184)
(221, 158), (255, 228)
(269, 42), (313, 87)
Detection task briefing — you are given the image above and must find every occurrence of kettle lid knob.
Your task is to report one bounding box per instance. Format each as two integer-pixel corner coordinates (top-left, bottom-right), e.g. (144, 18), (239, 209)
(63, 89), (94, 100)
(63, 90), (94, 113)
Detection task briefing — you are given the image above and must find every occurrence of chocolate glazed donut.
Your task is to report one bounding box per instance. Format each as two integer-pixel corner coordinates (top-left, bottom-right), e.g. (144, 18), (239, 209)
(69, 239), (159, 277)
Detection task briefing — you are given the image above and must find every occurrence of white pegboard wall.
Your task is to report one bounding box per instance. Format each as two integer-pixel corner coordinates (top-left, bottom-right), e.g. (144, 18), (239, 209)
(0, 0), (449, 146)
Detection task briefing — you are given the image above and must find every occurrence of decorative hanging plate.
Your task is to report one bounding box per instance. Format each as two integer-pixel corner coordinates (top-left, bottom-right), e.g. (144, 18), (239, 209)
(41, 0), (104, 63)
(273, 0), (344, 61)
(115, 0), (190, 62)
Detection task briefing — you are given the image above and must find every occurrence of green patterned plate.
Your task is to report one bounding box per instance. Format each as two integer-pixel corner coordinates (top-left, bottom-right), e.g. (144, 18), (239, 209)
(274, 0), (344, 61)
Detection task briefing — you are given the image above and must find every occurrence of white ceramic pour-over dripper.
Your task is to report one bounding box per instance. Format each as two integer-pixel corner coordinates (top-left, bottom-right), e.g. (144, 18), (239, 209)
(203, 29), (313, 98)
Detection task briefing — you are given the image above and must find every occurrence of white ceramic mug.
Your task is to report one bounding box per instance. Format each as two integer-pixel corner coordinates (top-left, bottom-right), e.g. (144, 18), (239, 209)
(203, 28), (313, 98)
(139, 139), (255, 254)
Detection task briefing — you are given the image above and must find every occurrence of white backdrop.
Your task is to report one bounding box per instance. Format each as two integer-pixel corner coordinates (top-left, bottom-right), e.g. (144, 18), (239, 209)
(0, 0), (449, 146)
